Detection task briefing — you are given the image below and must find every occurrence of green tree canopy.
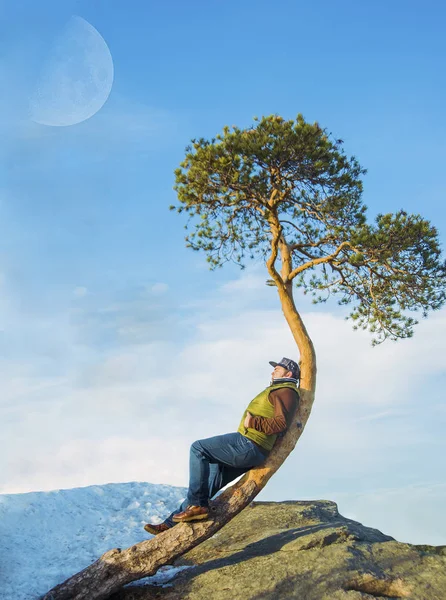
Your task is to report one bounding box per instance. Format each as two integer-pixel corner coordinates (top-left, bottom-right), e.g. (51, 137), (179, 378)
(173, 114), (446, 344)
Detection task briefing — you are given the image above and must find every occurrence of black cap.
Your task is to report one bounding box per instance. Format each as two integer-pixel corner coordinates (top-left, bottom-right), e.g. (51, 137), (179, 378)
(269, 357), (300, 379)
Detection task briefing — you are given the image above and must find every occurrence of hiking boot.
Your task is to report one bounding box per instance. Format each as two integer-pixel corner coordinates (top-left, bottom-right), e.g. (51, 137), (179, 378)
(172, 505), (209, 523)
(144, 522), (171, 535)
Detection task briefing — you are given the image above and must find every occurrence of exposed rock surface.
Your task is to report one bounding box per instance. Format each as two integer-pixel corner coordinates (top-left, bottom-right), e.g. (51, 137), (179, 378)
(113, 501), (446, 600)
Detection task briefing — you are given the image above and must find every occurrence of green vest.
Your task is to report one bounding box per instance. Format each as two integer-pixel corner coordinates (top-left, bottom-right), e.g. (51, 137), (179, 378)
(237, 382), (299, 452)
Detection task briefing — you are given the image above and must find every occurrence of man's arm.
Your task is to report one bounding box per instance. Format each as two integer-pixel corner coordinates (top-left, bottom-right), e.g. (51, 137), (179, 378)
(246, 388), (299, 435)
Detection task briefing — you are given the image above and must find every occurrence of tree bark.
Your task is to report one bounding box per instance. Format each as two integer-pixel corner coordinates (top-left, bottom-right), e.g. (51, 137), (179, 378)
(43, 276), (316, 600)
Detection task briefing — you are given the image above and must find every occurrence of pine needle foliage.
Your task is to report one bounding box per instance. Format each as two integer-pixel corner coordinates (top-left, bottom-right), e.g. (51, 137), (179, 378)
(172, 114), (446, 344)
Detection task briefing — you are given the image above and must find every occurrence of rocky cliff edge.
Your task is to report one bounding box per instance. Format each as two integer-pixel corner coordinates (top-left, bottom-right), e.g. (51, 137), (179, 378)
(113, 500), (446, 600)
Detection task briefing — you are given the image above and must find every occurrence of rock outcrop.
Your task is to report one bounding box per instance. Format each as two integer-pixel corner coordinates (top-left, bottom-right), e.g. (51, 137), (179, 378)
(113, 500), (446, 600)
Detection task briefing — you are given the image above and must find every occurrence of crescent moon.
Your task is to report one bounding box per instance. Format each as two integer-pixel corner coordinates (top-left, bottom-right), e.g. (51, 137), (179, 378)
(29, 16), (114, 127)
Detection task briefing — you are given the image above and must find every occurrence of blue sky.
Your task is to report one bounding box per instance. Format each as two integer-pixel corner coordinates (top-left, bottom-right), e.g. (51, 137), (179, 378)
(1, 0), (446, 545)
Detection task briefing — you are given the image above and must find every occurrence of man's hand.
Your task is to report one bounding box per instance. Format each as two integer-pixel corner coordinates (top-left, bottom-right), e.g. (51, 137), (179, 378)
(244, 411), (253, 429)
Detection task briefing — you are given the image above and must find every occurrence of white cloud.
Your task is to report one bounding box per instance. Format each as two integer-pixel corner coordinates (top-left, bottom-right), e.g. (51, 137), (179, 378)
(1, 435), (190, 495)
(220, 271), (267, 293)
(0, 269), (445, 544)
(355, 408), (410, 422)
(73, 286), (88, 298)
(150, 282), (169, 295)
(330, 482), (446, 545)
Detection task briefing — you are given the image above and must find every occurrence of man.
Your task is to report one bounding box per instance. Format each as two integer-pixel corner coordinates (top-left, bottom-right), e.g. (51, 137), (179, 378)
(144, 357), (300, 535)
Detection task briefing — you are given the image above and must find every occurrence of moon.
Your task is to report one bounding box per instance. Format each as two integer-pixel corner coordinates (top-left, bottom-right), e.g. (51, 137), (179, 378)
(29, 16), (114, 127)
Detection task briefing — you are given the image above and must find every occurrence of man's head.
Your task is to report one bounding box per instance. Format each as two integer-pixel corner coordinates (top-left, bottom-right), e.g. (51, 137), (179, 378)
(269, 357), (300, 381)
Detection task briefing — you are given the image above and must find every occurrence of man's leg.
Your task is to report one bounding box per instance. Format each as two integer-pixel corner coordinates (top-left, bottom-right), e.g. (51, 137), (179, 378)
(162, 497), (190, 529)
(145, 433), (266, 531)
(173, 432), (266, 522)
(161, 462), (245, 529)
(165, 438), (227, 523)
(208, 463), (247, 498)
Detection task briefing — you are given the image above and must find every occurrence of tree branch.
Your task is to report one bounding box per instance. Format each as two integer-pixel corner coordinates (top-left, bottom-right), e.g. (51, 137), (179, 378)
(287, 241), (353, 281)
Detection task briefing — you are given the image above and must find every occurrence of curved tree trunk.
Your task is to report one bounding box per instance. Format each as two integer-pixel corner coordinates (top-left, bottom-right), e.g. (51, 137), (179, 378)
(43, 287), (316, 600)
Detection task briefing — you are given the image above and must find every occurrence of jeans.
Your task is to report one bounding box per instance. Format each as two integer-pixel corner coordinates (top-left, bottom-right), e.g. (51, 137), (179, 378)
(164, 432), (268, 527)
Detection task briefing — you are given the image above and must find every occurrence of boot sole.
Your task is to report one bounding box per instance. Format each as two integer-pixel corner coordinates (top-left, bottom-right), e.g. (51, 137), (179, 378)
(172, 513), (209, 523)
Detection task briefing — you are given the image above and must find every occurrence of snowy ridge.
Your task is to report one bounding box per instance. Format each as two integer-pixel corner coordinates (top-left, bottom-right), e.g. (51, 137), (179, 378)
(0, 481), (187, 600)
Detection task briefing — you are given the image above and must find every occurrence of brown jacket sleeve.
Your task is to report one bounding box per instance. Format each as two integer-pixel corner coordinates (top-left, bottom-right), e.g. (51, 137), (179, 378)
(249, 387), (299, 435)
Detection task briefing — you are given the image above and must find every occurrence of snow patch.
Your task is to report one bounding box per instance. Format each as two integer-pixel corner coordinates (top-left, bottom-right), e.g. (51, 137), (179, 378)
(0, 481), (186, 600)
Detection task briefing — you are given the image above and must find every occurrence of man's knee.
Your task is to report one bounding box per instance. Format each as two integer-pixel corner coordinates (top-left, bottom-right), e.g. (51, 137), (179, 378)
(190, 439), (204, 456)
